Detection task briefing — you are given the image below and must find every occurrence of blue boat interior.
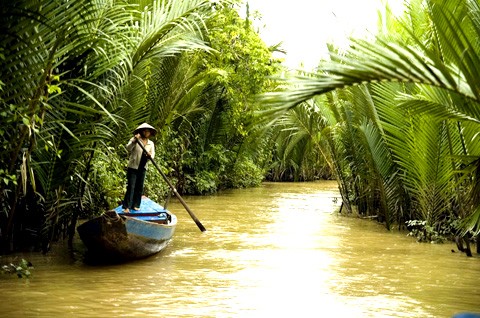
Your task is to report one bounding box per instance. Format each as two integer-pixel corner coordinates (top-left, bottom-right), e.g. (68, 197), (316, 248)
(114, 197), (169, 223)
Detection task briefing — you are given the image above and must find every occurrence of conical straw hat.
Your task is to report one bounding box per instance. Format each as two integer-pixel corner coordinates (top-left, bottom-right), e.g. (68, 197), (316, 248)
(133, 123), (157, 136)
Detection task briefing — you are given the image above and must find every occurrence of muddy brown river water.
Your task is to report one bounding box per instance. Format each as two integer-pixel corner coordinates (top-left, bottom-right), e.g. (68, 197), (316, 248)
(1, 181), (479, 317)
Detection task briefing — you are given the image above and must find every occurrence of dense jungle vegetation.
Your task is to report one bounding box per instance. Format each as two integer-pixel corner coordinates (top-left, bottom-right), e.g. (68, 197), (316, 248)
(1, 0), (479, 256)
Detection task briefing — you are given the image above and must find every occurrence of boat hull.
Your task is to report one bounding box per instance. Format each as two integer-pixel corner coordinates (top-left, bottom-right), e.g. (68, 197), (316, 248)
(77, 198), (177, 261)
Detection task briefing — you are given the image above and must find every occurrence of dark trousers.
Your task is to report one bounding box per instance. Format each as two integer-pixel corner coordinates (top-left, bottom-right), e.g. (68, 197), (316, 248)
(122, 167), (146, 209)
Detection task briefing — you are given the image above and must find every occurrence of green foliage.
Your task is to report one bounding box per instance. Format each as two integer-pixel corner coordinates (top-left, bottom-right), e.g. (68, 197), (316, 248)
(267, 98), (334, 182)
(0, 169), (17, 187)
(85, 147), (126, 214)
(183, 144), (229, 194)
(259, 0), (480, 246)
(406, 219), (456, 243)
(199, 6), (280, 141)
(1, 259), (33, 278)
(0, 0), (233, 252)
(189, 170), (219, 195)
(134, 4), (282, 195)
(228, 158), (264, 189)
(143, 165), (171, 206)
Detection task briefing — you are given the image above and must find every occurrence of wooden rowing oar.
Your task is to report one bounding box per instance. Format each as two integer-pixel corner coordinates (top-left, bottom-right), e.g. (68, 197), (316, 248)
(135, 137), (206, 232)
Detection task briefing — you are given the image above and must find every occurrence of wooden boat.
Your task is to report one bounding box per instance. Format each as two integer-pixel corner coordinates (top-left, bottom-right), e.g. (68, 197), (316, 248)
(77, 196), (177, 261)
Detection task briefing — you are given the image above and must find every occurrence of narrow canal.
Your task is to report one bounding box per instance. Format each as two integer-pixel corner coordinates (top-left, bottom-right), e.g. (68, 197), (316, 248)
(1, 181), (479, 317)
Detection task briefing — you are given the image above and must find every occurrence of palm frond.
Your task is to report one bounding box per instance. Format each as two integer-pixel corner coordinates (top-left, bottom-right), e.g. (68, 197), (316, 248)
(260, 0), (480, 118)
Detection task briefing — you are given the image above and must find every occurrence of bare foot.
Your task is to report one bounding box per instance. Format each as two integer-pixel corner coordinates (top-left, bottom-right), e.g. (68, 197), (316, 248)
(122, 208), (130, 213)
(133, 207), (140, 211)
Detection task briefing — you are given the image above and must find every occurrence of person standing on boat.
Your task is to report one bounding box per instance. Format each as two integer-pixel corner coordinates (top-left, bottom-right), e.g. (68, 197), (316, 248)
(122, 123), (156, 213)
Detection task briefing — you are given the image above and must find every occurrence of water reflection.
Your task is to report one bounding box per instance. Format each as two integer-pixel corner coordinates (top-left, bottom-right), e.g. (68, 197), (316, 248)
(1, 181), (479, 317)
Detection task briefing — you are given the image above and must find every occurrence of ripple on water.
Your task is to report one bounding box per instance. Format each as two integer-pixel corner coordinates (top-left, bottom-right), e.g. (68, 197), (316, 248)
(1, 181), (479, 317)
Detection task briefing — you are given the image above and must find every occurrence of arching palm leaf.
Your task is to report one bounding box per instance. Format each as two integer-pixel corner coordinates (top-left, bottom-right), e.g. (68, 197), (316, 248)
(261, 0), (480, 236)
